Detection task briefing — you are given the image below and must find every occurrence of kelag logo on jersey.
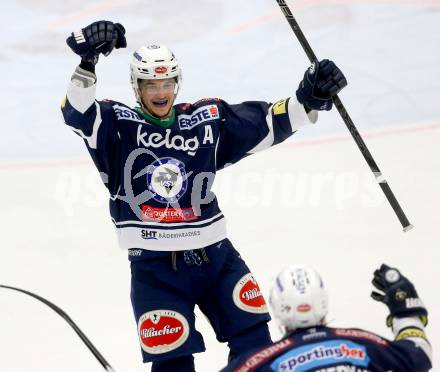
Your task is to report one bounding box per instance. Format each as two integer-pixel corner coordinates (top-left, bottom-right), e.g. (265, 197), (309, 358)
(178, 105), (219, 130)
(270, 340), (370, 371)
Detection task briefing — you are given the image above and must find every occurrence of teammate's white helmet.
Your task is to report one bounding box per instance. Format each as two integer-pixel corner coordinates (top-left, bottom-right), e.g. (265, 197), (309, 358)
(130, 44), (182, 103)
(269, 265), (328, 332)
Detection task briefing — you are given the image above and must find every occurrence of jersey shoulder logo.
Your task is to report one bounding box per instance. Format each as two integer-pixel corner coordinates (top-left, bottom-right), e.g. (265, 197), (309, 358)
(178, 104), (220, 130)
(113, 104), (145, 124)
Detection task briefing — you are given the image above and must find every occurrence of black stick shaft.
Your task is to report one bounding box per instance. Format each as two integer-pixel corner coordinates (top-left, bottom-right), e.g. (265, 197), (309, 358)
(276, 0), (413, 231)
(0, 285), (115, 372)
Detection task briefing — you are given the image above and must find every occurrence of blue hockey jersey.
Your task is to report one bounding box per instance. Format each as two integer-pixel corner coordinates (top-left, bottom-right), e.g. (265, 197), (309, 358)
(61, 70), (317, 251)
(221, 320), (432, 372)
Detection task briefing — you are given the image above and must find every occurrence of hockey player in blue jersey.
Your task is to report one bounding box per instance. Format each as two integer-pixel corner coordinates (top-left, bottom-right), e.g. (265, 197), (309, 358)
(62, 21), (347, 371)
(222, 264), (432, 372)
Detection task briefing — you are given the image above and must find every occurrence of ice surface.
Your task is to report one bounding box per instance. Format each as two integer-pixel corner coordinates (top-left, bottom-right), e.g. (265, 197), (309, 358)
(0, 0), (439, 371)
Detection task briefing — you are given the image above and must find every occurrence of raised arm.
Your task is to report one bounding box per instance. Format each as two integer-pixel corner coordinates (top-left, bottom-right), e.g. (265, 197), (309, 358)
(371, 264), (432, 371)
(215, 59), (347, 169)
(61, 20), (126, 151)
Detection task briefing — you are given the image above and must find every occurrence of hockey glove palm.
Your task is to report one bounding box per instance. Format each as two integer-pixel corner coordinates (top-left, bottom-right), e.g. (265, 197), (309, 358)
(296, 59), (347, 111)
(371, 264), (428, 325)
(66, 21), (127, 63)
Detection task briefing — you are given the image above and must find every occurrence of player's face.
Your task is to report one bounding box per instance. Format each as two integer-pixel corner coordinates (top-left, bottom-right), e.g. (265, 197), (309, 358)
(139, 78), (176, 118)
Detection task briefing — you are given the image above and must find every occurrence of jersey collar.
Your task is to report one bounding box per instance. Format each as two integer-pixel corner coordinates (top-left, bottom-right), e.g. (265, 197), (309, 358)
(134, 106), (175, 128)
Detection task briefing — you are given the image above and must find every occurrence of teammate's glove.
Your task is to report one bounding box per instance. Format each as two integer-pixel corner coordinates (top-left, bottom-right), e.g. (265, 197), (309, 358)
(296, 59), (347, 111)
(66, 21), (127, 63)
(371, 264), (428, 326)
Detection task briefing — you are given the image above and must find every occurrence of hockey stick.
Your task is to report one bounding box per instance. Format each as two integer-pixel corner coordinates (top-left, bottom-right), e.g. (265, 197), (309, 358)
(0, 284), (115, 372)
(275, 0), (413, 232)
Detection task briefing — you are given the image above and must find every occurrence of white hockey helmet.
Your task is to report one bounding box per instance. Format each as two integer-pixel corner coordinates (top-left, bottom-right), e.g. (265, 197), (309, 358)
(269, 265), (328, 332)
(130, 44), (182, 104)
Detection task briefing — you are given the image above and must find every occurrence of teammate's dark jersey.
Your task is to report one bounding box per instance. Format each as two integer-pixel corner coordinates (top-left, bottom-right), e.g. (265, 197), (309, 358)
(61, 67), (317, 251)
(222, 320), (432, 372)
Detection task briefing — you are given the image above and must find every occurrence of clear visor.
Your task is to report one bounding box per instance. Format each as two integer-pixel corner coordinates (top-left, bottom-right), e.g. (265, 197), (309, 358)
(138, 78), (177, 95)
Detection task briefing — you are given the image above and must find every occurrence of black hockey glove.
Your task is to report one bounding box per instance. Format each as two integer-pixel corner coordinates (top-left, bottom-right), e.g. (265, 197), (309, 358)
(371, 264), (428, 326)
(296, 59), (347, 111)
(66, 21), (127, 63)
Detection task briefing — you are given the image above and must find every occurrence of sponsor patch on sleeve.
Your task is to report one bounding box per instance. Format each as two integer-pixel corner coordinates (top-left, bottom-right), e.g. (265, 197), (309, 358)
(178, 105), (220, 130)
(272, 98), (288, 115)
(232, 273), (268, 314)
(137, 309), (189, 354)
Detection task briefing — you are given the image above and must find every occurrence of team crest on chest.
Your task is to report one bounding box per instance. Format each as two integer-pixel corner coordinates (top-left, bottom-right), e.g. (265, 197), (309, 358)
(146, 157), (187, 204)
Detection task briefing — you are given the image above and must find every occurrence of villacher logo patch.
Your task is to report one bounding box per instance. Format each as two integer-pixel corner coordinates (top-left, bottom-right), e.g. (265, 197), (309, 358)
(233, 273), (268, 314)
(138, 309), (189, 354)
